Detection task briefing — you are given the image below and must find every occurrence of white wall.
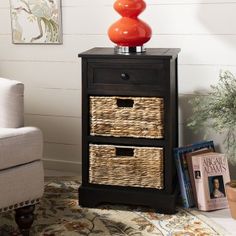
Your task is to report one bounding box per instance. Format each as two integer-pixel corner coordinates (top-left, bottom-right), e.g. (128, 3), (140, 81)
(0, 0), (236, 176)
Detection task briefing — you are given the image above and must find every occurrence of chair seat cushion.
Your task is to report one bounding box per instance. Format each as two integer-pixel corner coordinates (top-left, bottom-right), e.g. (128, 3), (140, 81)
(0, 127), (43, 170)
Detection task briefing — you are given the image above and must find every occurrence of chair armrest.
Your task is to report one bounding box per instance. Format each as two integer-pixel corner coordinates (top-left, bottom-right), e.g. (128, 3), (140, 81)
(0, 127), (43, 170)
(0, 78), (24, 128)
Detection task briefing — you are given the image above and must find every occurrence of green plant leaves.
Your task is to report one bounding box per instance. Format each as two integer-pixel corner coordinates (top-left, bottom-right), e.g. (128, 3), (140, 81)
(188, 71), (236, 164)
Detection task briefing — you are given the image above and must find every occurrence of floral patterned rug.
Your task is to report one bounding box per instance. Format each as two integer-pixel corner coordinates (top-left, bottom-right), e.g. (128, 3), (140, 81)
(0, 177), (228, 236)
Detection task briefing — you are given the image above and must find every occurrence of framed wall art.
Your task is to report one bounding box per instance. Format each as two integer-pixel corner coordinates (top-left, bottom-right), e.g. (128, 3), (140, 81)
(10, 0), (62, 44)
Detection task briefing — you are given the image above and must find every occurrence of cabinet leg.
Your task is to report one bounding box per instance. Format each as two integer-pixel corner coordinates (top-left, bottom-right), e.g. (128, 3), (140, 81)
(15, 205), (35, 236)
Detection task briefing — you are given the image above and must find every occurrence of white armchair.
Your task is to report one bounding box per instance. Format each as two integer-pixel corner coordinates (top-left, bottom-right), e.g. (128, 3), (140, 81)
(0, 78), (44, 236)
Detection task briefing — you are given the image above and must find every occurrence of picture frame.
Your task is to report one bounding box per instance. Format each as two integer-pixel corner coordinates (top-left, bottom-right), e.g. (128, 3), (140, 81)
(9, 0), (63, 44)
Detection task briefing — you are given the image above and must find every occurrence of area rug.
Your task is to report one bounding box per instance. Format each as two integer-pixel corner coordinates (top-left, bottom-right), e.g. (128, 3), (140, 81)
(0, 177), (228, 236)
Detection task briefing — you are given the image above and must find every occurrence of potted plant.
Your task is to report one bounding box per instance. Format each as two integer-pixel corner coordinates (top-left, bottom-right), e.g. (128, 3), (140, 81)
(226, 181), (236, 219)
(188, 71), (236, 219)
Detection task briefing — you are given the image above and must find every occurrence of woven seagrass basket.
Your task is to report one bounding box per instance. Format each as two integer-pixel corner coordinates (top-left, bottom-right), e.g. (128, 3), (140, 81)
(89, 144), (164, 189)
(90, 96), (164, 139)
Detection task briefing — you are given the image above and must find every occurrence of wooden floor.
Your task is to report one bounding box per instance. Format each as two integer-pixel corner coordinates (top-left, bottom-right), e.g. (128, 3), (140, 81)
(203, 209), (236, 234)
(45, 169), (235, 234)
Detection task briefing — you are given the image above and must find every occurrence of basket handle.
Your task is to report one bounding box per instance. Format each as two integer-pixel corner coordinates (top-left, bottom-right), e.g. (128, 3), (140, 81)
(116, 147), (134, 157)
(116, 98), (134, 108)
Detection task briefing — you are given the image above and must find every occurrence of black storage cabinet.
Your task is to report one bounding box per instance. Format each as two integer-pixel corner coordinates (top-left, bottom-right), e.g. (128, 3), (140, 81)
(78, 47), (181, 214)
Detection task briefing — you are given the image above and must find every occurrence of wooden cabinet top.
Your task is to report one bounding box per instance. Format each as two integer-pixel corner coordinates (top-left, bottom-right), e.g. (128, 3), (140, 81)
(79, 47), (181, 59)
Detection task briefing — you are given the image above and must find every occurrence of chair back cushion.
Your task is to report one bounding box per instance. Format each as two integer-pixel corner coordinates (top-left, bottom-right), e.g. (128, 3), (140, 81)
(0, 78), (24, 128)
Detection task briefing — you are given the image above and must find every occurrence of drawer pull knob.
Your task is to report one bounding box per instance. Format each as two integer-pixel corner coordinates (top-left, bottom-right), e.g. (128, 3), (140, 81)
(116, 148), (134, 157)
(117, 99), (134, 108)
(120, 73), (130, 80)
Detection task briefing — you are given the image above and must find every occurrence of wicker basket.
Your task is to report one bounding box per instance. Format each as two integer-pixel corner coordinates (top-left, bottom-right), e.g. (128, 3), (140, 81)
(89, 144), (164, 189)
(90, 96), (164, 139)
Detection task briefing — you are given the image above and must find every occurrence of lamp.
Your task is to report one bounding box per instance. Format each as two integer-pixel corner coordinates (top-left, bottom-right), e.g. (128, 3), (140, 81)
(108, 0), (152, 54)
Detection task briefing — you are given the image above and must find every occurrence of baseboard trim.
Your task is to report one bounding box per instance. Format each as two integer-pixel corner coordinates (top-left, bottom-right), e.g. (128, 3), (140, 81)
(43, 158), (81, 174)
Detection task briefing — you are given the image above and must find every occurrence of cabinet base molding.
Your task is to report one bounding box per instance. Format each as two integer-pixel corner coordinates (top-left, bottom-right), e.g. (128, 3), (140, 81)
(78, 185), (179, 214)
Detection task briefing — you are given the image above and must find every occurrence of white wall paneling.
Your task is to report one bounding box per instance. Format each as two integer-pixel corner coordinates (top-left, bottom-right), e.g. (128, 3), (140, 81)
(44, 143), (81, 163)
(3, 4), (236, 35)
(0, 9), (11, 35)
(2, 0), (236, 8)
(62, 4), (236, 35)
(1, 0), (236, 173)
(43, 142), (82, 172)
(0, 61), (81, 89)
(42, 158), (81, 173)
(24, 114), (81, 144)
(0, 35), (113, 62)
(178, 65), (236, 94)
(24, 88), (81, 117)
(0, 0), (10, 9)
(1, 34), (236, 65)
(60, 0), (236, 7)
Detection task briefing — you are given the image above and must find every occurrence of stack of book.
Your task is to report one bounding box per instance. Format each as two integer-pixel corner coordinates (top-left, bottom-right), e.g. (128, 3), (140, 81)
(174, 141), (231, 211)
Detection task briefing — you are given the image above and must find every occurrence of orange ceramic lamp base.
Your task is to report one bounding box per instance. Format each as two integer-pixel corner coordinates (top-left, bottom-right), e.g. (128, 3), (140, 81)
(108, 0), (152, 53)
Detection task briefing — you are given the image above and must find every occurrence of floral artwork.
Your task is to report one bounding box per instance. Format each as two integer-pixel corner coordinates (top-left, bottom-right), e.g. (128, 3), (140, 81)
(10, 0), (62, 44)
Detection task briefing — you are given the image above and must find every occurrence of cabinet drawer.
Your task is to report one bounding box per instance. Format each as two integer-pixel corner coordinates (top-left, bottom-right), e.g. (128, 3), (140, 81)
(87, 60), (168, 90)
(90, 96), (164, 139)
(89, 144), (164, 189)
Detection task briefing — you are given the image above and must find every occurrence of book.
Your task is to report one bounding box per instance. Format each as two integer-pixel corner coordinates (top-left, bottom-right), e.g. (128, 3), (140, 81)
(186, 148), (214, 207)
(191, 152), (230, 211)
(174, 140), (215, 208)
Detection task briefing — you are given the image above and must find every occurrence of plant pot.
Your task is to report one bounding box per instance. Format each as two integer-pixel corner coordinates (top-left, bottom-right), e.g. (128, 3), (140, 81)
(225, 181), (236, 219)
